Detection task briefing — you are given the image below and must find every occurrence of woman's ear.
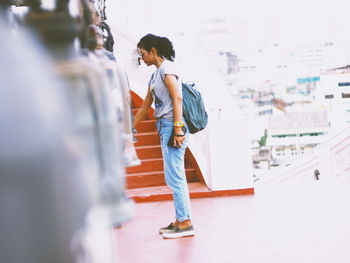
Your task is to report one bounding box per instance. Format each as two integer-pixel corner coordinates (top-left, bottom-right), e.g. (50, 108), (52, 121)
(150, 47), (157, 56)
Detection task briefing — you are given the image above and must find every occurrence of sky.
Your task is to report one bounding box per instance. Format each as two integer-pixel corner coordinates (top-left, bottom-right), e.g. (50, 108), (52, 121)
(106, 0), (350, 48)
(20, 0), (350, 48)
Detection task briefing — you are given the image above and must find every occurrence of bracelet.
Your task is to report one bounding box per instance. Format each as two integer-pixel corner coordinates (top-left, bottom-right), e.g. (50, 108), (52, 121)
(174, 134), (185, 137)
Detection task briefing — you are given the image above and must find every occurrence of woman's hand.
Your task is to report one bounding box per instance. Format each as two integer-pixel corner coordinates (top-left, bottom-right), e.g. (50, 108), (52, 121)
(173, 127), (185, 148)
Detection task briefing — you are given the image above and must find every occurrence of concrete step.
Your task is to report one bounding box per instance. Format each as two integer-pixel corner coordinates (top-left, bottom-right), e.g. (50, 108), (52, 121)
(126, 157), (192, 173)
(135, 145), (162, 159)
(134, 144), (193, 160)
(126, 182), (254, 202)
(135, 120), (157, 133)
(134, 132), (160, 146)
(126, 158), (164, 173)
(126, 168), (198, 189)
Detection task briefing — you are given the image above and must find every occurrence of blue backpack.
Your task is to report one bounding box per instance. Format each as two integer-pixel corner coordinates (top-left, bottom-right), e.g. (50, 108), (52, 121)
(182, 82), (208, 134)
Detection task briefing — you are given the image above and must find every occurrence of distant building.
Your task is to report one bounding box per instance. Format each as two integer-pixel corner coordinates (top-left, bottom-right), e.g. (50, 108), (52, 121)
(267, 111), (329, 164)
(315, 69), (350, 132)
(253, 92), (274, 116)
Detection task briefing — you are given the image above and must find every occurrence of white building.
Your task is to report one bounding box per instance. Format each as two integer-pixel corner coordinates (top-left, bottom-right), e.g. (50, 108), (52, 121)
(315, 69), (350, 132)
(267, 111), (329, 164)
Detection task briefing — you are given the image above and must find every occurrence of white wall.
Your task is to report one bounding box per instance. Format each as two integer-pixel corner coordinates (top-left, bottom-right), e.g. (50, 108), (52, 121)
(207, 106), (254, 190)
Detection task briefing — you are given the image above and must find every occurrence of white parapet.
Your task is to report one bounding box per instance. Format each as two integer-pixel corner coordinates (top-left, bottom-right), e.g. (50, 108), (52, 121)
(259, 125), (350, 184)
(203, 94), (254, 190)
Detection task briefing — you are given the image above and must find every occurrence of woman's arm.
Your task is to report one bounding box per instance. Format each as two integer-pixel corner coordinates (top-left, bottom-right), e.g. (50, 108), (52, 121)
(164, 74), (185, 147)
(133, 86), (153, 129)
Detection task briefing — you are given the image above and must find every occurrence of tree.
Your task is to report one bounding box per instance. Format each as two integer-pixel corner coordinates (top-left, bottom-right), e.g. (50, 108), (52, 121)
(258, 129), (268, 147)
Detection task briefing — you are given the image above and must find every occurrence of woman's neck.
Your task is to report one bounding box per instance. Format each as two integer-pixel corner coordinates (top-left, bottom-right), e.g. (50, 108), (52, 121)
(155, 56), (164, 68)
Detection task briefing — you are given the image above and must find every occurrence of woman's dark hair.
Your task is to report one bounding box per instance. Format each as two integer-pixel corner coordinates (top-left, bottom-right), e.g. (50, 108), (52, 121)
(137, 34), (175, 61)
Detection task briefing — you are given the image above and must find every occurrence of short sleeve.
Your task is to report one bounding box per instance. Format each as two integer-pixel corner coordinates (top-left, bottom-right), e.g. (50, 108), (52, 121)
(160, 60), (179, 80)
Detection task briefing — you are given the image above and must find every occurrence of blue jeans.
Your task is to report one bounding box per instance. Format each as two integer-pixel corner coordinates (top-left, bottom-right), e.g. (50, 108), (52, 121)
(156, 118), (192, 222)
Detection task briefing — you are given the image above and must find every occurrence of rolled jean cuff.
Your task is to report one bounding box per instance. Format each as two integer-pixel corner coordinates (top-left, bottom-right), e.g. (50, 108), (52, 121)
(177, 216), (191, 223)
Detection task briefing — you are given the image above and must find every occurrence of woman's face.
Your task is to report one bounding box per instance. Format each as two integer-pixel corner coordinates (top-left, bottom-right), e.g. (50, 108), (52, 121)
(138, 48), (154, 66)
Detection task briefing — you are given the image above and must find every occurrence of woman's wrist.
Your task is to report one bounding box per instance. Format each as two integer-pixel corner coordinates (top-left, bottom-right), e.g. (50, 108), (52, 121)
(174, 127), (182, 132)
(174, 126), (186, 135)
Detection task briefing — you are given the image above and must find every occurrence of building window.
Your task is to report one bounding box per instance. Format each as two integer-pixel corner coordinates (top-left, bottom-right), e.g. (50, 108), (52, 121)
(325, 94), (334, 99)
(300, 132), (325, 137)
(342, 93), (350, 98)
(347, 110), (350, 123)
(271, 134), (297, 138)
(338, 82), (350, 87)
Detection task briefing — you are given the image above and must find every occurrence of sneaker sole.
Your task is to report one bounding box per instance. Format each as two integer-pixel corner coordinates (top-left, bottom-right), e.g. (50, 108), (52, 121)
(159, 229), (173, 234)
(162, 230), (195, 239)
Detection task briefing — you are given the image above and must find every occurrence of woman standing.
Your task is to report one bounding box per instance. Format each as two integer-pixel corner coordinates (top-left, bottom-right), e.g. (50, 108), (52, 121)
(133, 34), (194, 238)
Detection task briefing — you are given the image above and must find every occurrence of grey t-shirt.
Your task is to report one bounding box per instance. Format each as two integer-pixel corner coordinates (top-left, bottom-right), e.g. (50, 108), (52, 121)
(148, 60), (182, 120)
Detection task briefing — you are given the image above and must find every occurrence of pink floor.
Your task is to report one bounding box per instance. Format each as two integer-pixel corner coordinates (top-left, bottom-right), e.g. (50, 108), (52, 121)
(114, 179), (350, 263)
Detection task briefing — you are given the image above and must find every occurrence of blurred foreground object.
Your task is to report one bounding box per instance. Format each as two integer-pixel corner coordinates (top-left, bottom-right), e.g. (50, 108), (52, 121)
(0, 15), (115, 263)
(23, 0), (134, 226)
(0, 0), (134, 261)
(84, 24), (140, 168)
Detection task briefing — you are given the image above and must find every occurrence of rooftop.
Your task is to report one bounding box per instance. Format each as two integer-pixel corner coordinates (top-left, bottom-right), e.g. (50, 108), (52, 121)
(269, 111), (328, 130)
(114, 178), (350, 263)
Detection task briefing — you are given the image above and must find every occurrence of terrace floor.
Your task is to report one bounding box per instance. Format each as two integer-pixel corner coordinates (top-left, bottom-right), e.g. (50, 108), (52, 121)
(114, 178), (350, 263)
